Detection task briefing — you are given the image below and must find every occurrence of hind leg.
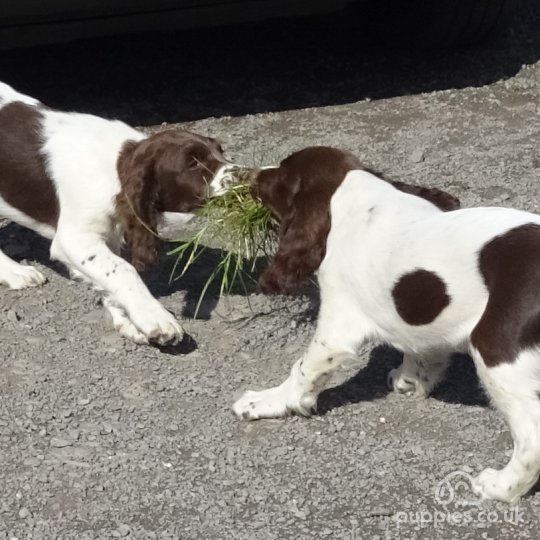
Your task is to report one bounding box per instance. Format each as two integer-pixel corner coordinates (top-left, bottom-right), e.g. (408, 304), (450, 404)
(0, 249), (46, 289)
(471, 347), (540, 504)
(388, 351), (450, 398)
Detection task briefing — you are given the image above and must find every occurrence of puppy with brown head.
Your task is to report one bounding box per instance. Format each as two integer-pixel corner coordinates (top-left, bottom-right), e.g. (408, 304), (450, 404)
(235, 146), (540, 505)
(250, 146), (460, 295)
(0, 82), (236, 344)
(116, 130), (228, 271)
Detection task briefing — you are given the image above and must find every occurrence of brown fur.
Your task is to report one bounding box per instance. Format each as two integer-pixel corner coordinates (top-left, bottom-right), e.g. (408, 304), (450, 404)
(392, 269), (450, 325)
(115, 130), (226, 271)
(471, 223), (540, 366)
(250, 147), (461, 295)
(386, 179), (460, 212)
(0, 102), (59, 226)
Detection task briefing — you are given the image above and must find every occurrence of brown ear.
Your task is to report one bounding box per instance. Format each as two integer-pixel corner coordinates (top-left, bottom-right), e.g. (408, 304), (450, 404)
(115, 140), (161, 271)
(254, 147), (359, 294)
(390, 180), (460, 211)
(259, 203), (330, 295)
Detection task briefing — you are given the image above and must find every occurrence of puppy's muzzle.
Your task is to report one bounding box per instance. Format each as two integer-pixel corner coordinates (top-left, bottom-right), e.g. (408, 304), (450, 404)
(210, 164), (245, 196)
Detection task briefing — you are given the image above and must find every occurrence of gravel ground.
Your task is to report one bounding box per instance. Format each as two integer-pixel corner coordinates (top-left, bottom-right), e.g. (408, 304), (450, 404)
(0, 1), (539, 538)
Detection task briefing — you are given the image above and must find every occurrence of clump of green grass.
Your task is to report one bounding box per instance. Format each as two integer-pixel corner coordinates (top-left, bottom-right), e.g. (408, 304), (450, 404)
(168, 174), (277, 316)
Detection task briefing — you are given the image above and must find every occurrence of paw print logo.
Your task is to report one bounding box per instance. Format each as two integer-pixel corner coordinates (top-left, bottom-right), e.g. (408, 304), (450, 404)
(435, 470), (482, 508)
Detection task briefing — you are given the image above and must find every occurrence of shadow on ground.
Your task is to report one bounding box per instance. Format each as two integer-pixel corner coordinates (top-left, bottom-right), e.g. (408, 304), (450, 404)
(0, 223), (65, 277)
(0, 223), (259, 319)
(0, 0), (537, 125)
(146, 243), (265, 320)
(318, 347), (488, 414)
(0, 223), (491, 404)
(0, 222), (317, 325)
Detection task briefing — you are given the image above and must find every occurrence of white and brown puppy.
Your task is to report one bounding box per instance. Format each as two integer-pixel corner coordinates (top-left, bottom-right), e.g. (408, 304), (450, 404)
(233, 146), (540, 504)
(0, 82), (235, 345)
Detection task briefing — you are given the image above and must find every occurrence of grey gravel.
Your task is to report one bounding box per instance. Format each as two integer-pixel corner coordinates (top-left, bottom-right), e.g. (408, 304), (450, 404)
(49, 437), (73, 448)
(0, 1), (539, 539)
(410, 148), (425, 163)
(18, 508), (30, 519)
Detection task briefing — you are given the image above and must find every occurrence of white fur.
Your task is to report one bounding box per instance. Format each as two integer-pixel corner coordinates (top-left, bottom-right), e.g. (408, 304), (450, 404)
(0, 82), (232, 344)
(0, 82), (39, 107)
(471, 347), (540, 504)
(233, 170), (540, 503)
(210, 163), (243, 196)
(0, 249), (47, 289)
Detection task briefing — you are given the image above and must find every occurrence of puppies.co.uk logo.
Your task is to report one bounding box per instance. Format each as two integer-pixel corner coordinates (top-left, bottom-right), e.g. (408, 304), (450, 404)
(434, 470), (483, 508)
(392, 470), (525, 529)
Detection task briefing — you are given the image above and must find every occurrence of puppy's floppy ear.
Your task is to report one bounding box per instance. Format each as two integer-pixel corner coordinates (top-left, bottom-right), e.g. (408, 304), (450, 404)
(390, 180), (461, 211)
(257, 163), (334, 294)
(259, 202), (330, 294)
(254, 146), (359, 295)
(116, 139), (161, 271)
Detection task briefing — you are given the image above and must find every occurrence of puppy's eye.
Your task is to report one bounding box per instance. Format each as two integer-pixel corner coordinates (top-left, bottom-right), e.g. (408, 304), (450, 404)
(189, 157), (200, 169)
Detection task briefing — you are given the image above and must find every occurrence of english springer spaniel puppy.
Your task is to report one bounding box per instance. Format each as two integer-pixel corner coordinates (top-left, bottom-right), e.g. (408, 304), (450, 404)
(233, 146), (540, 504)
(0, 82), (235, 345)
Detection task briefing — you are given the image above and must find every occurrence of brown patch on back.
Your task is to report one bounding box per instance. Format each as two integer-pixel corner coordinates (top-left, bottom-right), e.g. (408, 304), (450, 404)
(0, 102), (59, 226)
(388, 180), (461, 211)
(392, 269), (451, 325)
(471, 223), (540, 367)
(360, 166), (461, 211)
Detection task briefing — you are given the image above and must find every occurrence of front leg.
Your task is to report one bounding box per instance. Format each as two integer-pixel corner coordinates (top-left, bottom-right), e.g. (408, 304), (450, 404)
(388, 352), (450, 398)
(103, 296), (149, 345)
(233, 341), (355, 420)
(51, 230), (182, 345)
(233, 277), (369, 420)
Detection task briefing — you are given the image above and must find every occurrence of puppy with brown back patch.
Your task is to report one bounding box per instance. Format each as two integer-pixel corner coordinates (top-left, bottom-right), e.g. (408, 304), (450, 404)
(234, 146), (540, 505)
(0, 82), (237, 345)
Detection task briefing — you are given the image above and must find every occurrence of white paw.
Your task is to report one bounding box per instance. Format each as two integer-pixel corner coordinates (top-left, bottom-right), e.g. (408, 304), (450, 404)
(0, 264), (47, 290)
(233, 387), (290, 420)
(114, 318), (148, 345)
(105, 302), (149, 345)
(472, 468), (524, 505)
(387, 367), (430, 398)
(132, 307), (184, 346)
(232, 384), (315, 421)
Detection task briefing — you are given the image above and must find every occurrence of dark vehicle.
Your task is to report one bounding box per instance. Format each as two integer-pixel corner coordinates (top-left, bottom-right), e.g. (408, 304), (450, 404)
(1, 0), (514, 49)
